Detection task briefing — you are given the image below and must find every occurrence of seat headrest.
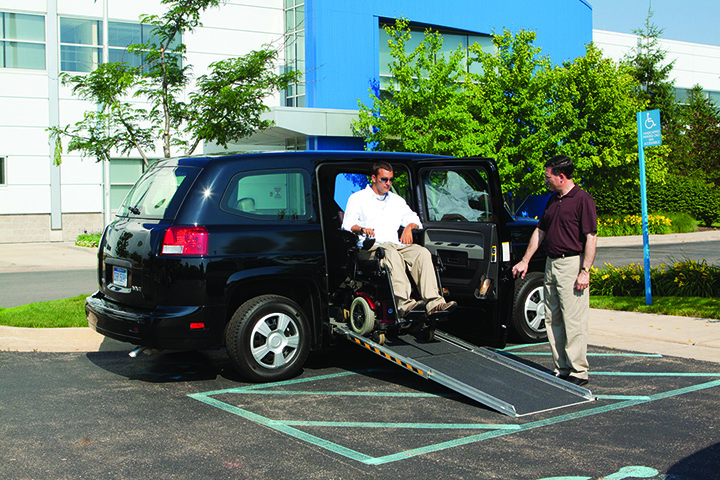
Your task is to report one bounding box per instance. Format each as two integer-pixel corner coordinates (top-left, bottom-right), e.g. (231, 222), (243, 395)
(237, 197), (256, 213)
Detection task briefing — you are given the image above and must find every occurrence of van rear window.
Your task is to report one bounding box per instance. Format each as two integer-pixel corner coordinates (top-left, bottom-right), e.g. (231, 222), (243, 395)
(117, 165), (200, 219)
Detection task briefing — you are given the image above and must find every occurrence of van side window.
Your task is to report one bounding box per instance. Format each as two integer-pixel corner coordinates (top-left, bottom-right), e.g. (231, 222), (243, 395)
(221, 170), (311, 220)
(333, 167), (411, 211)
(423, 169), (491, 222)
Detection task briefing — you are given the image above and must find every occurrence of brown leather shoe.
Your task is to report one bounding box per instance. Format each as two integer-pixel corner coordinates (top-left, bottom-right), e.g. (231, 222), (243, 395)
(428, 301), (457, 315)
(399, 299), (422, 318)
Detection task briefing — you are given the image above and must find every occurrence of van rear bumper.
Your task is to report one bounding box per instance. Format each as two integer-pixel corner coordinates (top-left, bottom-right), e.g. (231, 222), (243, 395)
(85, 292), (224, 350)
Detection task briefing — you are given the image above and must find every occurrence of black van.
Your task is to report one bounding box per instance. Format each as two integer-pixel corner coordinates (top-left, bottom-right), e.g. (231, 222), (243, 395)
(86, 151), (545, 381)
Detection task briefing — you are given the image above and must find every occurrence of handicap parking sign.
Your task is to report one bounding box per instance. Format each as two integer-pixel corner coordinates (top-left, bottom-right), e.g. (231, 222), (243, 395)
(640, 109), (662, 147)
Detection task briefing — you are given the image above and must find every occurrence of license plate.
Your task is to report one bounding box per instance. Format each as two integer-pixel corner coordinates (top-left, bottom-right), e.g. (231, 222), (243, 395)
(113, 266), (128, 287)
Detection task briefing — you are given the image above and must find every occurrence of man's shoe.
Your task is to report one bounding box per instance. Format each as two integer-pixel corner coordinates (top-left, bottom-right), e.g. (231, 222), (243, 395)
(399, 299), (422, 318)
(554, 372), (569, 380)
(566, 375), (589, 386)
(428, 301), (458, 315)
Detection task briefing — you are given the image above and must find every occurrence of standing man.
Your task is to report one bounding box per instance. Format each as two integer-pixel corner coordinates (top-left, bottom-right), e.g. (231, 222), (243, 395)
(512, 155), (597, 386)
(342, 161), (457, 318)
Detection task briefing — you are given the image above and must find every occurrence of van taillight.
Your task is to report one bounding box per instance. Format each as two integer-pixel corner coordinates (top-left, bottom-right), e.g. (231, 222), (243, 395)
(161, 226), (208, 256)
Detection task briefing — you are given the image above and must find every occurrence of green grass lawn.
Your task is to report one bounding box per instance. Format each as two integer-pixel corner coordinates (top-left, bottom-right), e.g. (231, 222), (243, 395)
(590, 296), (720, 320)
(1, 294), (717, 328)
(0, 295), (89, 328)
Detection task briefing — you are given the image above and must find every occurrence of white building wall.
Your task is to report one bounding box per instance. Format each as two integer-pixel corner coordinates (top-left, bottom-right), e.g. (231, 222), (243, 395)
(0, 0), (284, 243)
(593, 29), (720, 94)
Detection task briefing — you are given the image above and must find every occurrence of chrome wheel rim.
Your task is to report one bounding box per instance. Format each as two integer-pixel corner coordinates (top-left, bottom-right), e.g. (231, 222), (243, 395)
(523, 286), (546, 334)
(250, 312), (300, 369)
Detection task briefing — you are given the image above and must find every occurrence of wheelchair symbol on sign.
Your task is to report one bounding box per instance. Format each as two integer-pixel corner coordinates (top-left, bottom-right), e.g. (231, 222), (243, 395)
(644, 113), (657, 130)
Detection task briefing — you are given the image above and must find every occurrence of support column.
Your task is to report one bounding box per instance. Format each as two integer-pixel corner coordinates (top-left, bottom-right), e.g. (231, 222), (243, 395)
(47, 0), (62, 233)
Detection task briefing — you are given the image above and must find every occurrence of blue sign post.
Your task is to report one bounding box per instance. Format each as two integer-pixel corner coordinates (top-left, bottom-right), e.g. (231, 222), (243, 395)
(636, 109), (661, 305)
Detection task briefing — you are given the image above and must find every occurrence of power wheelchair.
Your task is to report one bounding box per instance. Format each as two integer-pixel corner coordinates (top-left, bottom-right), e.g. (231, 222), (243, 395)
(335, 228), (450, 345)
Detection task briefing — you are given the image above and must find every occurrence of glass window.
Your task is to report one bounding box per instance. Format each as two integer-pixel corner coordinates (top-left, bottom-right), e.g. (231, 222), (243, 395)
(708, 90), (720, 106)
(60, 18), (102, 72)
(108, 22), (142, 47)
(1, 12), (45, 70)
(333, 168), (410, 211)
(379, 24), (493, 81)
(108, 21), (181, 71)
(283, 1), (304, 108)
(423, 169), (491, 222)
(2, 13), (45, 41)
(60, 17), (102, 44)
(117, 165), (200, 220)
(110, 159), (146, 210)
(221, 170), (311, 220)
(0, 157), (6, 185)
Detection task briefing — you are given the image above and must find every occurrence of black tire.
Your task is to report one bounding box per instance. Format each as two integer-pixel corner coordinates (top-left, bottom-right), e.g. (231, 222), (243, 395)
(349, 296), (375, 336)
(511, 272), (548, 343)
(226, 295), (310, 382)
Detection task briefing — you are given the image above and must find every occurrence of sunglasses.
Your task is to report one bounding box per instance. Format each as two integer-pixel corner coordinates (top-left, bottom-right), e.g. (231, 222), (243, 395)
(378, 177), (394, 184)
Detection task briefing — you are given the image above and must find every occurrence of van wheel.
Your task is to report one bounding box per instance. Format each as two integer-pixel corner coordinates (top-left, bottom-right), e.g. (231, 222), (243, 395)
(226, 295), (310, 382)
(511, 272), (547, 343)
(349, 296), (375, 336)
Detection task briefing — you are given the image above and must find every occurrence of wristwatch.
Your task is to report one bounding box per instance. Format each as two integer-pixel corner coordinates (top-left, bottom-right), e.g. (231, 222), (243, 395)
(580, 267), (589, 272)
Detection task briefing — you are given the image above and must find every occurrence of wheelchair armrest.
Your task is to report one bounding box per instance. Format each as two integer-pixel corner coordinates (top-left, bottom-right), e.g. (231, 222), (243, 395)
(337, 228), (376, 251)
(337, 229), (358, 249)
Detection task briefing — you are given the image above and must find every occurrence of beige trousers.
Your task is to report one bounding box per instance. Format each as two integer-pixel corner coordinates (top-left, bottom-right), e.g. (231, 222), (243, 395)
(372, 243), (444, 314)
(544, 256), (590, 379)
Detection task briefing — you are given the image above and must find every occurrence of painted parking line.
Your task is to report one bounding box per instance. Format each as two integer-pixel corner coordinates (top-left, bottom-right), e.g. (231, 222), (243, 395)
(496, 344), (663, 358)
(188, 369), (720, 466)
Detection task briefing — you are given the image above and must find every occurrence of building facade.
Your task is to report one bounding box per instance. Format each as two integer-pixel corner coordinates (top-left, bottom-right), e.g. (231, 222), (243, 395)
(7, 1), (716, 244)
(593, 29), (720, 104)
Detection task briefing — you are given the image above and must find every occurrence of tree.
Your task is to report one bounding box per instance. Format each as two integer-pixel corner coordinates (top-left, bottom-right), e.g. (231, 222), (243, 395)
(623, 6), (679, 136)
(356, 22), (670, 215)
(49, 0), (298, 166)
(547, 43), (668, 196)
(353, 19), (479, 157)
(464, 29), (557, 211)
(673, 85), (720, 185)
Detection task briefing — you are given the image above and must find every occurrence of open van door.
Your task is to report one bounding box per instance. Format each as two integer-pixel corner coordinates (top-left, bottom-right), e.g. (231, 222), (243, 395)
(411, 157), (514, 347)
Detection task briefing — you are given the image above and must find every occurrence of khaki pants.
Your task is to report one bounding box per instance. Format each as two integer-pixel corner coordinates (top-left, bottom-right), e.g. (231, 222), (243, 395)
(544, 256), (589, 379)
(372, 243), (444, 314)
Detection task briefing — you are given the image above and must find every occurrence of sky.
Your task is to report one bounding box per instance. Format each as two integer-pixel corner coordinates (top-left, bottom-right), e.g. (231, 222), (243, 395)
(591, 0), (720, 47)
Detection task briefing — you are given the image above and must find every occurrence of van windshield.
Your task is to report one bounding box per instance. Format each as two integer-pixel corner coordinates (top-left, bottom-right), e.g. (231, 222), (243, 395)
(116, 165), (200, 219)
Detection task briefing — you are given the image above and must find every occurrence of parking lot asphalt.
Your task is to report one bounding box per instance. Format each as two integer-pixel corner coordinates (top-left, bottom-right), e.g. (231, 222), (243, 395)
(0, 234), (718, 364)
(1, 236), (719, 479)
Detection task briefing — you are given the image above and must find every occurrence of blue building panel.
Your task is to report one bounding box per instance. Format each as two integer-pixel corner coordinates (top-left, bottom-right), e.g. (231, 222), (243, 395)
(305, 0), (592, 111)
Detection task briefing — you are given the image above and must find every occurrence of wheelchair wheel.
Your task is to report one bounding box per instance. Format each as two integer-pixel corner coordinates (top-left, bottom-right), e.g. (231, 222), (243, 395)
(349, 296), (375, 336)
(418, 327), (435, 342)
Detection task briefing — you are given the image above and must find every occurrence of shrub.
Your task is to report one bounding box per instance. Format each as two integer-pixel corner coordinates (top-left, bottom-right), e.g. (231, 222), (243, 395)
(648, 174), (720, 227)
(590, 259), (720, 297)
(597, 214), (672, 237)
(76, 232), (102, 248)
(593, 173), (720, 227)
(659, 212), (696, 233)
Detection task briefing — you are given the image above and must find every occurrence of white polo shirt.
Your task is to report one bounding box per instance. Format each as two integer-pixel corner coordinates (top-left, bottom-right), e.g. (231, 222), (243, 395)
(341, 185), (422, 245)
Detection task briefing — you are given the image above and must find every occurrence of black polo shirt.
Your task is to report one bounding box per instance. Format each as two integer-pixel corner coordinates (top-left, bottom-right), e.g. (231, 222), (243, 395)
(538, 185), (597, 258)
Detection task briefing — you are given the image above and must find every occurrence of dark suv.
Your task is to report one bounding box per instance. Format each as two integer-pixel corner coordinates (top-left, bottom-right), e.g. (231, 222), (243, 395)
(86, 151), (546, 381)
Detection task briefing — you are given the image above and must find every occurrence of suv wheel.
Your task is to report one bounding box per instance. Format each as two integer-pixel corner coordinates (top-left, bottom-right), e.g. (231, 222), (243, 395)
(226, 295), (310, 382)
(511, 272), (547, 343)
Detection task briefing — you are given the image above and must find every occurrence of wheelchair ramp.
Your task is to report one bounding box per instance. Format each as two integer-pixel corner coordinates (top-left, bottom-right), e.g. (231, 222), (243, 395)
(335, 325), (594, 417)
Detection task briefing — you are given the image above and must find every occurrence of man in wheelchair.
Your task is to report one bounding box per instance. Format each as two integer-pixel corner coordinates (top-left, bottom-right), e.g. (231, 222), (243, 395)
(341, 161), (458, 327)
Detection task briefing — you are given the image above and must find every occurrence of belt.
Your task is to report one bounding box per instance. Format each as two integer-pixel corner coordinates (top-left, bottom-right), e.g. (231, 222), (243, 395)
(547, 251), (581, 259)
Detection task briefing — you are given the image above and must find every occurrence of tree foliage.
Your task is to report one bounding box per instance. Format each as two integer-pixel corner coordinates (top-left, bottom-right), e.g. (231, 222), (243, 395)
(547, 43), (668, 197)
(622, 8), (679, 135)
(353, 19), (479, 157)
(673, 85), (720, 186)
(49, 0), (298, 166)
(355, 20), (664, 213)
(464, 29), (556, 209)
